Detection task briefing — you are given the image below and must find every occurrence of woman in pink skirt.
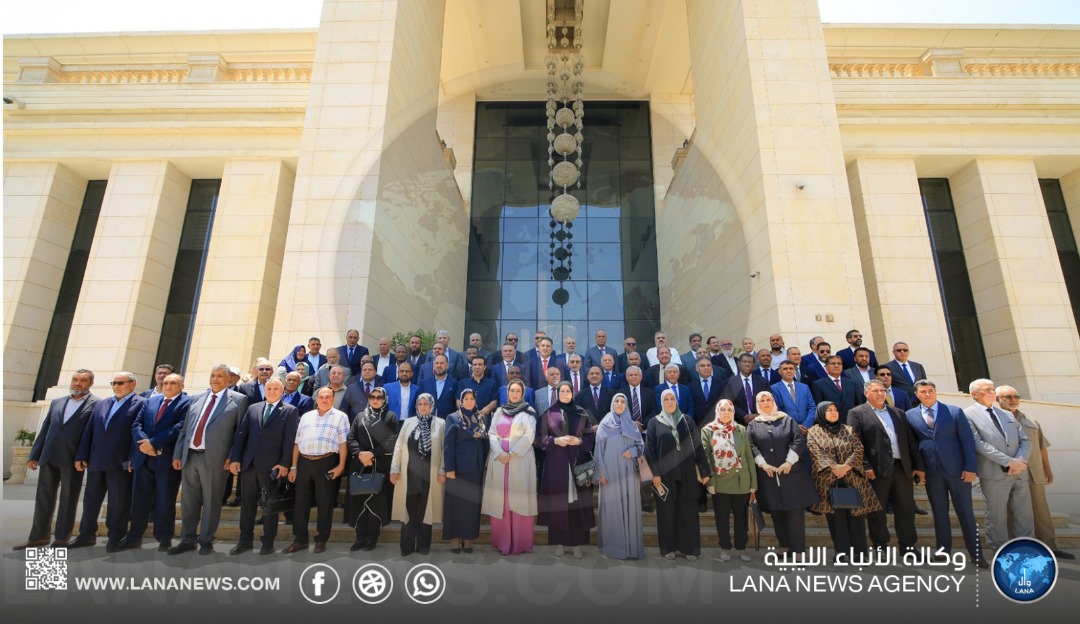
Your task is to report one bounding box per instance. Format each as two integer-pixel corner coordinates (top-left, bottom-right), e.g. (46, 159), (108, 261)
(482, 379), (538, 555)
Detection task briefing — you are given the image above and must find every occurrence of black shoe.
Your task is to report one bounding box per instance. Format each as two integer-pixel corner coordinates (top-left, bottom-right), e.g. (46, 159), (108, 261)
(417, 548), (430, 555)
(105, 541), (119, 554)
(350, 540), (366, 552)
(698, 504), (708, 514)
(805, 506), (823, 516)
(914, 506), (929, 515)
(362, 544), (377, 552)
(463, 546), (473, 554)
(67, 535), (97, 549)
(157, 542), (171, 552)
(254, 516), (263, 524)
(260, 544), (275, 555)
(167, 542), (196, 555)
(198, 543), (214, 556)
(50, 539), (71, 548)
(1054, 550), (1076, 560)
(226, 498), (242, 508)
(976, 557), (991, 569)
(117, 539), (142, 551)
(230, 542), (253, 555)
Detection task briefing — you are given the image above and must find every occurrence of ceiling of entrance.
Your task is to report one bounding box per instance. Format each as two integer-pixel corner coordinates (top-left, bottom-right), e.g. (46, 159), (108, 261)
(440, 0), (692, 99)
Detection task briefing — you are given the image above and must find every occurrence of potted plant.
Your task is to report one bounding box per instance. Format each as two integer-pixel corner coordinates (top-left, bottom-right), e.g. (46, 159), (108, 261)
(8, 428), (36, 485)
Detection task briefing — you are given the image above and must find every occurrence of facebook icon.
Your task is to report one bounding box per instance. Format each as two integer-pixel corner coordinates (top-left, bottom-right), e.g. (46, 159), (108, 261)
(299, 564), (340, 604)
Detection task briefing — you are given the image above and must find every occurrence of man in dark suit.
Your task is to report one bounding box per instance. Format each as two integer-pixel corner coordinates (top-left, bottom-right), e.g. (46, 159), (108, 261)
(784, 347), (809, 383)
(227, 377), (299, 555)
(841, 347), (875, 397)
(905, 379), (985, 567)
(811, 355), (864, 419)
(120, 373), (190, 551)
(283, 371), (314, 414)
(428, 330), (468, 380)
(584, 329), (619, 371)
(616, 336), (645, 374)
(169, 364), (249, 555)
(468, 333), (493, 366)
(884, 341), (926, 402)
(337, 329), (370, 378)
(535, 366), (563, 415)
(379, 345), (406, 384)
(491, 342), (522, 388)
(341, 361), (383, 420)
(710, 337), (740, 378)
(139, 364), (174, 399)
(598, 353), (623, 390)
(14, 369), (99, 550)
(654, 363), (694, 417)
(418, 354), (458, 417)
(643, 346), (690, 389)
(68, 372), (146, 552)
(576, 366), (615, 419)
(384, 361), (420, 419)
(416, 342), (449, 384)
(618, 366), (657, 427)
(679, 333), (704, 372)
(524, 337), (567, 391)
(306, 337), (327, 378)
(771, 361), (816, 430)
(876, 366), (912, 411)
(720, 354), (770, 424)
(847, 379), (925, 553)
(801, 341), (831, 386)
(754, 350), (781, 385)
(690, 357), (726, 426)
(563, 354), (587, 397)
(837, 328), (879, 371)
(239, 358), (274, 404)
(489, 333), (525, 367)
(524, 331), (545, 362)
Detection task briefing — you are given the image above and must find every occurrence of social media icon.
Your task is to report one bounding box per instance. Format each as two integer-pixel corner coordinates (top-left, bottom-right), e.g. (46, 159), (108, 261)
(299, 563), (341, 605)
(353, 563), (394, 604)
(405, 563), (446, 604)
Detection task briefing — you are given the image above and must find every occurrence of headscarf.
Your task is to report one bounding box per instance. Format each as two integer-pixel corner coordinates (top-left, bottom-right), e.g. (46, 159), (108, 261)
(599, 393), (641, 442)
(657, 388), (684, 451)
(754, 391), (788, 423)
(815, 401), (844, 435)
(362, 386), (389, 423)
(415, 393), (435, 458)
(500, 379), (532, 417)
(456, 388), (486, 439)
(552, 380), (589, 435)
(703, 400), (741, 475)
(280, 345), (311, 373)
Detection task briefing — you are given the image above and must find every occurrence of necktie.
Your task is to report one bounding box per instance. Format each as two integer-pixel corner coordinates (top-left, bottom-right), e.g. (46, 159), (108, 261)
(925, 406), (935, 430)
(192, 393), (218, 448)
(833, 377), (842, 392)
(551, 387), (557, 408)
(703, 378), (710, 398)
(573, 372), (579, 395)
(987, 408), (1005, 436)
(787, 383), (796, 402)
(605, 371), (612, 386)
(365, 382), (371, 398)
(885, 390), (894, 407)
(744, 378), (753, 412)
(542, 357), (548, 372)
(262, 403), (274, 427)
(154, 398), (172, 425)
(761, 368), (769, 381)
(348, 346), (355, 361)
(672, 385), (679, 403)
(631, 388), (641, 420)
(593, 386), (600, 410)
(902, 363), (914, 382)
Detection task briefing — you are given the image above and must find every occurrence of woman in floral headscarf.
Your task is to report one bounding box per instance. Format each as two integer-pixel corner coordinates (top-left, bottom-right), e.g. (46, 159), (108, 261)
(701, 399), (757, 562)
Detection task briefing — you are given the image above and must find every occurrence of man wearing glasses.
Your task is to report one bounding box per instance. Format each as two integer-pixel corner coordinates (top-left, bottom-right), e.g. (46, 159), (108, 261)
(884, 341), (926, 402)
(68, 372), (146, 552)
(837, 328), (879, 371)
(240, 358), (275, 404)
(801, 340), (832, 385)
(617, 337), (641, 374)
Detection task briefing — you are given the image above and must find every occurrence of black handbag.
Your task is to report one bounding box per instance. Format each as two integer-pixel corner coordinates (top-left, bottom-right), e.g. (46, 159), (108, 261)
(573, 455), (596, 487)
(258, 472), (295, 514)
(828, 480), (862, 509)
(350, 465), (385, 495)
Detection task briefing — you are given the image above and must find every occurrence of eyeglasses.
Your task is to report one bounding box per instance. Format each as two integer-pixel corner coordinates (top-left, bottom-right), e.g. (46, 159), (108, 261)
(369, 395), (385, 401)
(109, 380), (131, 386)
(625, 342), (636, 346)
(257, 367), (273, 372)
(877, 372), (892, 377)
(507, 337), (519, 342)
(894, 348), (909, 353)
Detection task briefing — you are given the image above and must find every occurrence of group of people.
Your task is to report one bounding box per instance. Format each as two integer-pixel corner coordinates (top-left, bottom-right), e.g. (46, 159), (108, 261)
(14, 328), (1073, 566)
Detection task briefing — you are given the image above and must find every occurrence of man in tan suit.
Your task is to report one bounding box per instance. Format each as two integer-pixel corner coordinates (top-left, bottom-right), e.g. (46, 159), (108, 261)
(996, 385), (1075, 560)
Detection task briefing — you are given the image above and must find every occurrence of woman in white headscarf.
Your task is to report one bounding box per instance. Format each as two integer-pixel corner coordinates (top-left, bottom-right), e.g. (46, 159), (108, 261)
(595, 393), (645, 560)
(646, 388), (710, 561)
(390, 393), (446, 556)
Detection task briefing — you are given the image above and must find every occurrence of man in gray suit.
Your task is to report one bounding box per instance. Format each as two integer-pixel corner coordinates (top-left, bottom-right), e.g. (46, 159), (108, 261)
(963, 378), (1033, 551)
(169, 364), (249, 555)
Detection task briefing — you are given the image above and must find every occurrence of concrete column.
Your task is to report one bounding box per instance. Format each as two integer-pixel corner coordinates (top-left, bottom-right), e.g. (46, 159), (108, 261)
(57, 160), (191, 395)
(3, 162), (88, 401)
(271, 0), (467, 356)
(847, 157), (958, 390)
(662, 0), (871, 349)
(949, 158), (1080, 403)
(186, 160), (294, 376)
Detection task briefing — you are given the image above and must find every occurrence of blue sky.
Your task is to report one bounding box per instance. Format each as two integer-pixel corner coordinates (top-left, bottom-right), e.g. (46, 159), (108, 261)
(3, 0), (1079, 35)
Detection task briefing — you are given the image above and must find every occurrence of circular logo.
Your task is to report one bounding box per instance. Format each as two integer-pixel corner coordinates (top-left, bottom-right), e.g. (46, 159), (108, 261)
(352, 563), (394, 604)
(298, 563), (341, 605)
(404, 563), (446, 604)
(991, 537), (1057, 604)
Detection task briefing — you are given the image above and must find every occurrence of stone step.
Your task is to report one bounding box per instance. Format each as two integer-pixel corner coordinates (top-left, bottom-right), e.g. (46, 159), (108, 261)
(97, 518), (1080, 549)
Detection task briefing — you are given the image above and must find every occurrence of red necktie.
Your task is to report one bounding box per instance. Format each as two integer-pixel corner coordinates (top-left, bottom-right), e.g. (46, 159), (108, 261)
(573, 373), (579, 395)
(542, 358), (548, 372)
(154, 398), (172, 425)
(551, 387), (557, 406)
(833, 378), (842, 392)
(192, 393), (217, 447)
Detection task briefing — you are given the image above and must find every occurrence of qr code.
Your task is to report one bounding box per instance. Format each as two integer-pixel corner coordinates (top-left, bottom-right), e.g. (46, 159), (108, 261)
(25, 547), (67, 590)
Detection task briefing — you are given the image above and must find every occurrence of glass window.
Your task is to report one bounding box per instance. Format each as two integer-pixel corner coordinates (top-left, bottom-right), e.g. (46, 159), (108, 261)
(1039, 179), (1080, 334)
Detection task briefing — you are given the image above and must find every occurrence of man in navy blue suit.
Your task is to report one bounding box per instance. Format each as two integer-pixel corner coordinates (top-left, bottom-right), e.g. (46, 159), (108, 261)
(876, 366), (912, 411)
(67, 372), (145, 552)
(690, 357), (726, 426)
(341, 361), (383, 420)
(837, 328), (878, 371)
(800, 340), (831, 385)
(576, 366), (615, 419)
(419, 354), (458, 417)
(841, 347), (876, 397)
(490, 342), (521, 388)
(885, 341), (927, 402)
(524, 336), (567, 391)
(416, 342), (450, 384)
(228, 377), (299, 555)
(337, 329), (370, 378)
(810, 355), (864, 419)
(654, 364), (694, 415)
(754, 350), (781, 385)
(428, 330), (468, 380)
(644, 345), (690, 389)
(906, 379), (985, 567)
(720, 354), (770, 424)
(306, 337), (327, 378)
(771, 361), (816, 430)
(598, 353), (623, 390)
(14, 369), (99, 550)
(283, 371), (314, 414)
(120, 373), (190, 551)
